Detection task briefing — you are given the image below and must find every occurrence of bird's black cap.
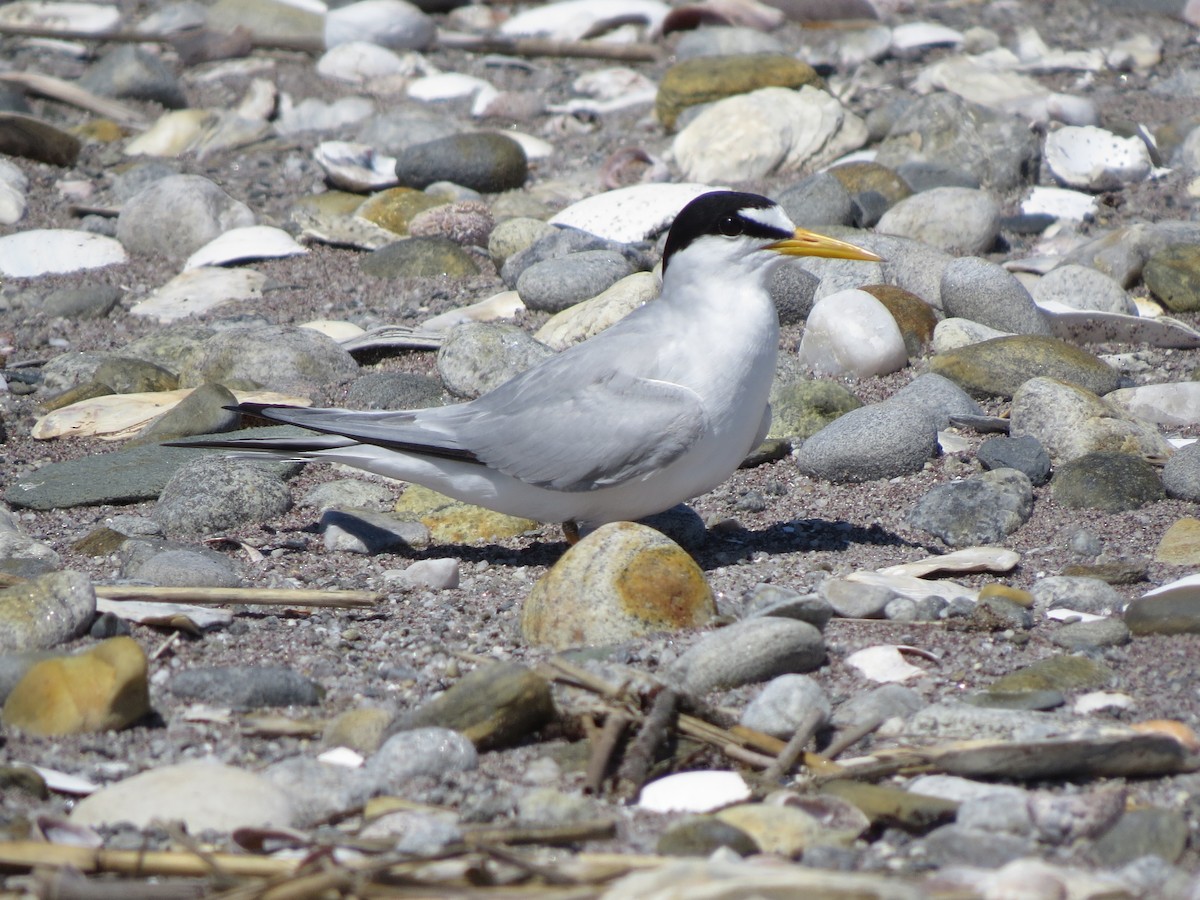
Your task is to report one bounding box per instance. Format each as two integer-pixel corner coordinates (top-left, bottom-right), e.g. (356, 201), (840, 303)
(661, 191), (788, 274)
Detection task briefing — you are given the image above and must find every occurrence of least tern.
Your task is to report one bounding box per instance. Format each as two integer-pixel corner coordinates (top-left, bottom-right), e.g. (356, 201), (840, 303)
(183, 191), (879, 534)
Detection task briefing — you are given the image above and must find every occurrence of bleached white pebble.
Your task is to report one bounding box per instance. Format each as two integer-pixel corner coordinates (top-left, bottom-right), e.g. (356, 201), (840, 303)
(0, 229), (126, 277)
(797, 289), (908, 379)
(1045, 125), (1152, 191)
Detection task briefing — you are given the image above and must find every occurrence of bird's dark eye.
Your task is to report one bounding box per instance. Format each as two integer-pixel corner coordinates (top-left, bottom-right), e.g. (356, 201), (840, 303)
(718, 215), (741, 236)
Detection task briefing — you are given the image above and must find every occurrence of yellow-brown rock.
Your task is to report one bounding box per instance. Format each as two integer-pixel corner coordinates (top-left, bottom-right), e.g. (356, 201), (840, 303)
(860, 284), (937, 358)
(977, 583), (1035, 609)
(826, 161), (912, 207)
(655, 55), (822, 131)
(1155, 518), (1200, 565)
(2, 637), (150, 736)
(521, 522), (715, 649)
(356, 188), (443, 235)
(394, 484), (538, 543)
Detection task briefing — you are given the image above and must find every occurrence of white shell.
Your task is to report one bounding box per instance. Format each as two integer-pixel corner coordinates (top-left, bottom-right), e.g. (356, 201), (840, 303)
(878, 548), (1021, 579)
(407, 72), (494, 102)
(423, 290), (525, 331)
(500, 0), (669, 41)
(496, 130), (553, 160)
(1143, 573), (1200, 599)
(313, 140), (399, 191)
(1107, 383), (1200, 426)
(0, 1), (120, 33)
(844, 646), (928, 683)
(891, 22), (964, 54)
(846, 570), (978, 603)
(130, 267), (266, 323)
(125, 109), (217, 157)
(316, 42), (422, 84)
(300, 319), (367, 341)
(1039, 301), (1200, 349)
(32, 389), (311, 441)
(549, 182), (717, 243)
(1045, 125), (1152, 191)
(638, 770), (751, 813)
(1074, 691), (1135, 715)
(1021, 186), (1098, 221)
(0, 228), (125, 276)
(184, 225), (307, 270)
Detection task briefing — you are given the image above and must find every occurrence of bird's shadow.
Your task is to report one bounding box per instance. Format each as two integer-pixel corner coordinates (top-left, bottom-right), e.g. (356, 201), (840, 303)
(406, 517), (924, 571)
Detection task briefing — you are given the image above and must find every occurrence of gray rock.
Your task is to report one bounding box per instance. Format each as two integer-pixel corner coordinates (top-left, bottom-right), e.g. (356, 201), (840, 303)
(112, 161), (180, 202)
(795, 398), (938, 483)
(777, 172), (855, 228)
(1031, 575), (1126, 617)
(740, 673), (831, 738)
(865, 234), (955, 313)
(362, 727), (478, 793)
(345, 371), (445, 410)
(769, 265), (820, 326)
(516, 250), (636, 313)
(121, 545), (242, 588)
(94, 356), (178, 393)
(906, 468), (1033, 547)
(262, 756), (369, 828)
(324, 0), (436, 50)
(0, 571), (96, 652)
(874, 92), (1040, 192)
(500, 226), (650, 289)
(1052, 452), (1165, 511)
(885, 595), (948, 621)
(79, 45), (187, 108)
(40, 284), (123, 319)
(903, 701), (1067, 742)
(40, 350), (111, 394)
(819, 577), (895, 619)
(302, 479), (394, 511)
(674, 26), (786, 59)
(117, 175), (255, 260)
(394, 133), (528, 193)
(890, 373), (984, 430)
(1091, 808), (1189, 867)
(1032, 264), (1135, 315)
(1010, 377), (1170, 463)
(638, 504), (708, 551)
(5, 442), (232, 510)
(356, 110), (461, 156)
(955, 791), (1035, 836)
(1050, 617), (1131, 650)
(436, 322), (554, 398)
(1162, 440), (1200, 500)
(320, 507), (431, 553)
(940, 257), (1052, 336)
(977, 434), (1051, 485)
(130, 382), (240, 445)
(154, 455), (292, 535)
(924, 823), (1036, 868)
(742, 583), (833, 631)
(830, 683), (924, 730)
(123, 323), (215, 371)
(669, 618), (825, 694)
(170, 666), (323, 708)
(876, 187), (1001, 255)
(896, 161), (980, 191)
(360, 237), (480, 278)
(178, 324), (359, 396)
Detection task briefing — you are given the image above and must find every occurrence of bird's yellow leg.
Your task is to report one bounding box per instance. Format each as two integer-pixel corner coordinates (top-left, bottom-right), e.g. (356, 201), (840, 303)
(562, 521), (581, 545)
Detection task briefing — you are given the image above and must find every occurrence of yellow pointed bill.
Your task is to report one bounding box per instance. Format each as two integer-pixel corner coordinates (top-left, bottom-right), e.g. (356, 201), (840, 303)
(767, 228), (882, 261)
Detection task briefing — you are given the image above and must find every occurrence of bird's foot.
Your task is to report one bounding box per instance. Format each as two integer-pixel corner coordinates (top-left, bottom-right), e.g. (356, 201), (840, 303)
(562, 521), (581, 545)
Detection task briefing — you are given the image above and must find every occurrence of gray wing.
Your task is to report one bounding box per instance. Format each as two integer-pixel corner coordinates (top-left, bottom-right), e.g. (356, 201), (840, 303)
(246, 355), (708, 493)
(450, 364), (708, 491)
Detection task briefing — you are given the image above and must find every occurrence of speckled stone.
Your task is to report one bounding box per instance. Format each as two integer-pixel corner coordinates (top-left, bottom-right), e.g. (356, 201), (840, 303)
(655, 54), (822, 131)
(521, 522), (715, 649)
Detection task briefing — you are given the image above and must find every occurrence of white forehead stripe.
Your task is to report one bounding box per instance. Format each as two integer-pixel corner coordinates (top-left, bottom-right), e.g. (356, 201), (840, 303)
(741, 203), (796, 234)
